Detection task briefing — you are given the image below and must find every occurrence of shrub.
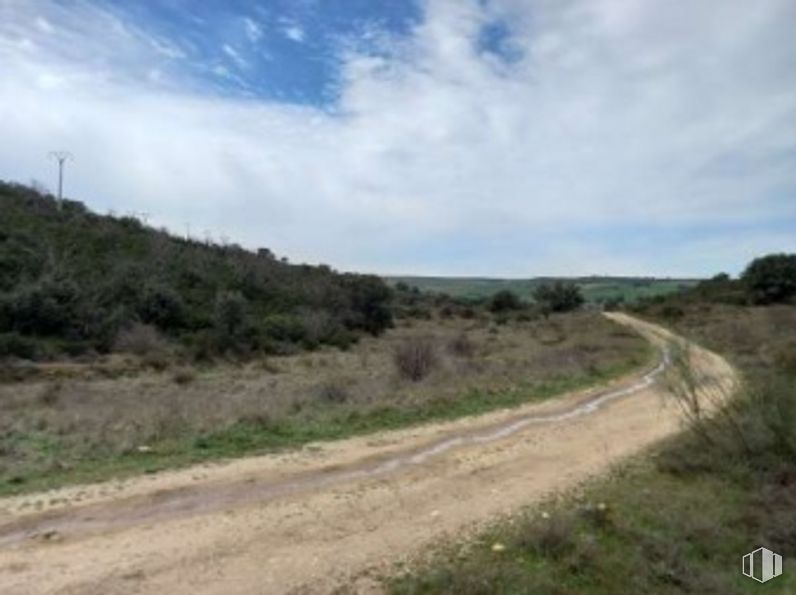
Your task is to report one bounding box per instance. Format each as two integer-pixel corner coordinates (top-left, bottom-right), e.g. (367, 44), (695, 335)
(0, 332), (37, 360)
(771, 339), (796, 373)
(37, 382), (61, 406)
(315, 379), (350, 404)
(172, 367), (196, 385)
(213, 291), (257, 354)
(5, 278), (80, 336)
(515, 513), (576, 560)
(142, 351), (170, 371)
(213, 291), (249, 337)
(393, 336), (438, 381)
(344, 274), (394, 335)
(298, 310), (335, 348)
(490, 290), (522, 312)
(533, 282), (584, 313)
(448, 332), (476, 358)
(742, 253), (796, 304)
(113, 323), (166, 356)
(660, 305), (684, 320)
(262, 314), (306, 344)
(138, 284), (185, 330)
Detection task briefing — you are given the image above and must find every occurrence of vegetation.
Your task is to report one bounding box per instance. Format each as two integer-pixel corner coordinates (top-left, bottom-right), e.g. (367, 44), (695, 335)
(742, 253), (796, 305)
(533, 281), (584, 313)
(0, 181), (393, 361)
(0, 312), (648, 496)
(636, 253), (796, 310)
(489, 290), (523, 313)
(393, 336), (439, 381)
(388, 256), (796, 595)
(386, 276), (698, 305)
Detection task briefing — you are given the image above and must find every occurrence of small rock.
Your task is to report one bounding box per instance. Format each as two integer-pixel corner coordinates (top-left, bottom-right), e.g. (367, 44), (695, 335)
(491, 543), (506, 552)
(137, 445), (153, 453)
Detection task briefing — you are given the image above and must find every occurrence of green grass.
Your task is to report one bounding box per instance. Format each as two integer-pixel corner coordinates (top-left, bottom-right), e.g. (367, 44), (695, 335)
(387, 304), (796, 594)
(0, 346), (651, 497)
(386, 276), (699, 304)
(389, 457), (796, 594)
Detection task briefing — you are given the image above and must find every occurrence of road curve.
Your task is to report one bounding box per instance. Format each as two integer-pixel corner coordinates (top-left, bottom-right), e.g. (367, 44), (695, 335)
(0, 314), (737, 594)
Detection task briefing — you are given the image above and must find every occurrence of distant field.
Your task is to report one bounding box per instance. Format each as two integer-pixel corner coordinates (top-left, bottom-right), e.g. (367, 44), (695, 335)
(385, 276), (700, 304)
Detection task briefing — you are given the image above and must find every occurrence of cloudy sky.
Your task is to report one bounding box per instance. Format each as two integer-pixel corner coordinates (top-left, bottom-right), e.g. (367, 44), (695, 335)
(1, 0), (795, 277)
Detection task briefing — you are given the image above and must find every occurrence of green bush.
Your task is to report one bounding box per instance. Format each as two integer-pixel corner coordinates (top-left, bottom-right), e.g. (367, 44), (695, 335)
(344, 274), (394, 335)
(261, 314), (306, 344)
(489, 290), (522, 312)
(138, 284), (185, 330)
(533, 282), (584, 313)
(0, 332), (37, 360)
(4, 278), (80, 336)
(742, 253), (796, 304)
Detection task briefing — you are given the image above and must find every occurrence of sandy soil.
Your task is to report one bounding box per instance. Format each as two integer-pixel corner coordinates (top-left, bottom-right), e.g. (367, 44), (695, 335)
(0, 314), (737, 594)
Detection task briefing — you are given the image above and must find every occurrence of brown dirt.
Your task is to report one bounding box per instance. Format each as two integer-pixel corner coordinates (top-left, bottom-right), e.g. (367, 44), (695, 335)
(0, 314), (737, 594)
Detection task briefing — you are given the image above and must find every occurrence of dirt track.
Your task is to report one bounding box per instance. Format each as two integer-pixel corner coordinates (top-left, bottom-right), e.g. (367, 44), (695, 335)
(0, 314), (737, 594)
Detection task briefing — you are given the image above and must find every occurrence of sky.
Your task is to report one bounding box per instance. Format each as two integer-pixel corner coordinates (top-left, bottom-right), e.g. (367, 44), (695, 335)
(1, 0), (795, 278)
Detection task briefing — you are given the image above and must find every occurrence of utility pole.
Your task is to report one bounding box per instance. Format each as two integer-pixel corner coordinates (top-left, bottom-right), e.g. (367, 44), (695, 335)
(48, 151), (73, 209)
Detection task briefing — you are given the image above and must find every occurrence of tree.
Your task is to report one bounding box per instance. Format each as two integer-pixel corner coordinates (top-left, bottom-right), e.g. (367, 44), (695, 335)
(490, 289), (522, 312)
(742, 254), (796, 304)
(214, 291), (249, 338)
(344, 274), (393, 335)
(138, 284), (185, 330)
(533, 282), (584, 313)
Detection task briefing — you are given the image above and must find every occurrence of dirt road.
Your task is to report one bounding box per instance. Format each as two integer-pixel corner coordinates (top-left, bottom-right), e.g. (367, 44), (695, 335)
(0, 314), (737, 594)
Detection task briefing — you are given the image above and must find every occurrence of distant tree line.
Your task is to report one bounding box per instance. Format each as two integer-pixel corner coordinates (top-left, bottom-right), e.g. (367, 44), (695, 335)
(0, 182), (393, 361)
(629, 253), (796, 320)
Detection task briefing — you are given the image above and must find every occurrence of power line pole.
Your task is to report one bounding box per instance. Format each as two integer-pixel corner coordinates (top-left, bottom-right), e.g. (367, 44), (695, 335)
(48, 151), (73, 209)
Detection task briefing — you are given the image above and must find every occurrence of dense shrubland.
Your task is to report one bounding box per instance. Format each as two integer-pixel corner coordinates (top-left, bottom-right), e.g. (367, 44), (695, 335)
(0, 181), (393, 361)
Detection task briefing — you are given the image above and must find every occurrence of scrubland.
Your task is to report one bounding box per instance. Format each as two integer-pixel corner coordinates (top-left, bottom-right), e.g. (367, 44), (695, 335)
(0, 311), (647, 496)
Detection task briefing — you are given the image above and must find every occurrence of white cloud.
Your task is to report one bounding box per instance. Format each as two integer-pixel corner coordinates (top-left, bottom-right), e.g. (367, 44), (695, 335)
(243, 17), (263, 43)
(34, 16), (53, 34)
(222, 43), (248, 69)
(283, 25), (305, 43)
(1, 0), (795, 277)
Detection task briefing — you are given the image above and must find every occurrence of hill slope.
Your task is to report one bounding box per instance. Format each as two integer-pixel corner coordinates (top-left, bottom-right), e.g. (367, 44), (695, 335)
(0, 182), (392, 360)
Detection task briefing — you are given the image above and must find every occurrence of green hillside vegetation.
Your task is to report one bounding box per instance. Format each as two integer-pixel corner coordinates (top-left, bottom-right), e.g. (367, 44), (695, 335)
(0, 181), (393, 362)
(387, 276), (698, 305)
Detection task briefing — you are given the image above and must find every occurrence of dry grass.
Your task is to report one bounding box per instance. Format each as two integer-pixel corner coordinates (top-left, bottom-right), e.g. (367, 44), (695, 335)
(0, 312), (647, 491)
(393, 336), (439, 381)
(113, 323), (167, 357)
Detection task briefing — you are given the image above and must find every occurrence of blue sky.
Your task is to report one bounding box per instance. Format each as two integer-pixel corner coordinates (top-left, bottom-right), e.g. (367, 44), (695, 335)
(99, 0), (423, 105)
(1, 0), (795, 277)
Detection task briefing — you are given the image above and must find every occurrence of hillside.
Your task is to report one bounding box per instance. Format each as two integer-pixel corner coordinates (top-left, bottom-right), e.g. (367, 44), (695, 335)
(0, 182), (392, 361)
(386, 275), (699, 304)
